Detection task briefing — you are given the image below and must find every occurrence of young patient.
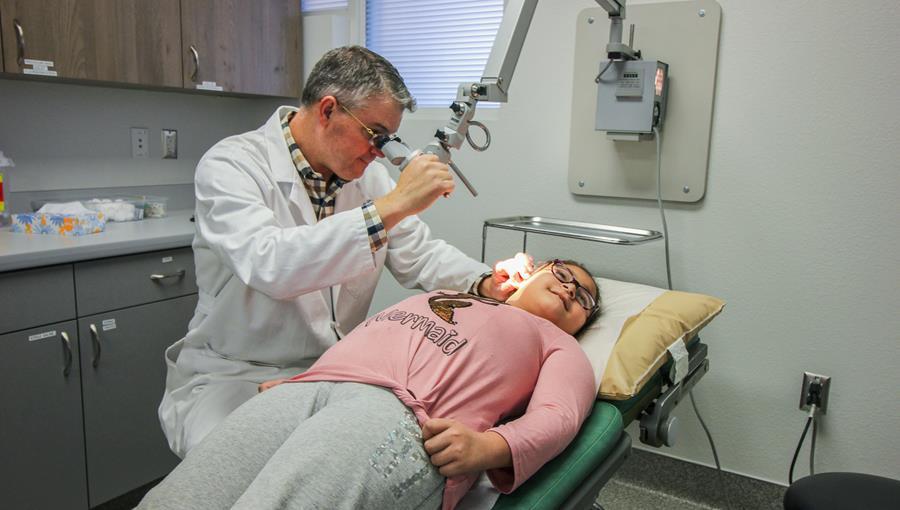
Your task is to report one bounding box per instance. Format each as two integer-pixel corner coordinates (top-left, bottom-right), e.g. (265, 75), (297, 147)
(138, 259), (600, 510)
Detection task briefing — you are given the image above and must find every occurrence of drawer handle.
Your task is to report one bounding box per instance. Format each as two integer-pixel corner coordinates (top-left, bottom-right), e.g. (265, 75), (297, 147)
(150, 269), (186, 281)
(89, 324), (101, 368)
(189, 45), (200, 83)
(14, 19), (25, 68)
(60, 331), (73, 377)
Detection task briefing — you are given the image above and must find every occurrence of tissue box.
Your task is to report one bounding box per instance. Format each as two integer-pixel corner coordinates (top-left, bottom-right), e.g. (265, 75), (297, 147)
(32, 196), (146, 222)
(10, 212), (107, 236)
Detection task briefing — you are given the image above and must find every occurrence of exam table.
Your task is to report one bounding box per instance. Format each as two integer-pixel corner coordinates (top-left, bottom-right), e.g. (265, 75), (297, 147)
(471, 217), (718, 509)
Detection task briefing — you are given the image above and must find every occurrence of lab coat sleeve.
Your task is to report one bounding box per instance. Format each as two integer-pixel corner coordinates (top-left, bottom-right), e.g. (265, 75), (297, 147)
(384, 212), (490, 293)
(484, 339), (596, 493)
(195, 147), (377, 300)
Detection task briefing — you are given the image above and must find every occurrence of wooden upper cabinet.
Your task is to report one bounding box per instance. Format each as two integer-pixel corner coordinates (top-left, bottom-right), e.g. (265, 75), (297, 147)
(181, 0), (301, 97)
(0, 0), (182, 87)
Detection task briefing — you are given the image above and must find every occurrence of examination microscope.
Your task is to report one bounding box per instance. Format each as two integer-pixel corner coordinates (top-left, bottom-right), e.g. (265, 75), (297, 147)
(371, 0), (638, 198)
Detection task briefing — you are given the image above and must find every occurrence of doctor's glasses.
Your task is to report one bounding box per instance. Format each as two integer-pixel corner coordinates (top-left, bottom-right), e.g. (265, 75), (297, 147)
(337, 101), (396, 150)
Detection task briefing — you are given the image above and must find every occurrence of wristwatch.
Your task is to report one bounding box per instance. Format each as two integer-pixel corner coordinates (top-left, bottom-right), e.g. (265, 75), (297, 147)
(468, 271), (492, 296)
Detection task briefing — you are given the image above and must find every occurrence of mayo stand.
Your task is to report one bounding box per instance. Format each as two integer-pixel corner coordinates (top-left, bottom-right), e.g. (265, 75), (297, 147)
(480, 216), (662, 263)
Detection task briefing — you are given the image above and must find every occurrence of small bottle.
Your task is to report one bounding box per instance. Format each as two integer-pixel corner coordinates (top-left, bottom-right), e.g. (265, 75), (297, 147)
(0, 151), (15, 227)
(0, 172), (9, 227)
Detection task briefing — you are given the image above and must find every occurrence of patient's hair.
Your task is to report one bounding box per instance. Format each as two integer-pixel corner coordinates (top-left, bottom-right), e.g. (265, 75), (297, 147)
(301, 45), (416, 112)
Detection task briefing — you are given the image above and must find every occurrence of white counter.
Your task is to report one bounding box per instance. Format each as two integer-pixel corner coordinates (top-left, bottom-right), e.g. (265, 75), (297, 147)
(0, 210), (195, 272)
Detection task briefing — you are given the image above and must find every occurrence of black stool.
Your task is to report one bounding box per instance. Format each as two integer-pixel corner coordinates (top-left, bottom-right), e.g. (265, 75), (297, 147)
(784, 472), (900, 510)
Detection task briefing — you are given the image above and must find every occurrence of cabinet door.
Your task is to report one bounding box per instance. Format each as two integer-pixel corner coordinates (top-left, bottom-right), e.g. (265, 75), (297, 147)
(78, 294), (197, 507)
(0, 321), (88, 510)
(0, 0), (182, 87)
(181, 0), (301, 97)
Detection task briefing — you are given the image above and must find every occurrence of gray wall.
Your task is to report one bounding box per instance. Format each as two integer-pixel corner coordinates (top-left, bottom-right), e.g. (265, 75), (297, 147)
(368, 0), (900, 486)
(0, 79), (285, 211)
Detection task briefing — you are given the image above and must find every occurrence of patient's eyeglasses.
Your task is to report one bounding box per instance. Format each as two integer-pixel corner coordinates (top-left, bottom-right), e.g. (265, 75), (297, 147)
(546, 260), (598, 312)
(338, 102), (394, 150)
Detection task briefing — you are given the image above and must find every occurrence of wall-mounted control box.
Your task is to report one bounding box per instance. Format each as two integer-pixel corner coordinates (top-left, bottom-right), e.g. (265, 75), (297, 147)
(595, 59), (668, 138)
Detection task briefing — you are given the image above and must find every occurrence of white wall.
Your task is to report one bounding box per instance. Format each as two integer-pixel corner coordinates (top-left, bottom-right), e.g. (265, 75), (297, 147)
(365, 0), (900, 485)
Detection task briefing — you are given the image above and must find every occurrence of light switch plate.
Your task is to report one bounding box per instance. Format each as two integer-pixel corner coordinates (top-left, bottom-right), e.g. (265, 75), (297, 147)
(162, 129), (178, 159)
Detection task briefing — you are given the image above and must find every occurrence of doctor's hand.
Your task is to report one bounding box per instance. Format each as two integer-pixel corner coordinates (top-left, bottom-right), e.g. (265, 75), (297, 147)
(374, 154), (455, 232)
(422, 418), (512, 477)
(479, 252), (535, 301)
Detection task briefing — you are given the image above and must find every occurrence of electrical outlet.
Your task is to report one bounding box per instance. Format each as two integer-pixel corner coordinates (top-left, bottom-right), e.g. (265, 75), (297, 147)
(799, 372), (831, 414)
(162, 129), (178, 159)
(131, 127), (149, 159)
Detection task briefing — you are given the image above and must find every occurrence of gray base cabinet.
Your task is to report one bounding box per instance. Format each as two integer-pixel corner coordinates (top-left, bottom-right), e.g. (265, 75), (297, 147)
(79, 295), (194, 506)
(0, 321), (88, 510)
(0, 247), (197, 508)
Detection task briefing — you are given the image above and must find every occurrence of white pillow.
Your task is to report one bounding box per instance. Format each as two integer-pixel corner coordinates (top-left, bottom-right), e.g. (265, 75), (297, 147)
(578, 277), (666, 391)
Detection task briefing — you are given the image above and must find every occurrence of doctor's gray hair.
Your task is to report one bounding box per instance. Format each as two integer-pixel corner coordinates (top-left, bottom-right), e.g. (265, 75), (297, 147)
(301, 46), (416, 112)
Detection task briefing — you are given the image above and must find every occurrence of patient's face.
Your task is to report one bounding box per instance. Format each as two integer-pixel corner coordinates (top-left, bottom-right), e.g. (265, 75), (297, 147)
(505, 262), (597, 335)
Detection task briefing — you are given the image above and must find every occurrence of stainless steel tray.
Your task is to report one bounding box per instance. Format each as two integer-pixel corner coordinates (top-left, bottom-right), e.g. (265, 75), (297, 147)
(483, 216), (662, 246)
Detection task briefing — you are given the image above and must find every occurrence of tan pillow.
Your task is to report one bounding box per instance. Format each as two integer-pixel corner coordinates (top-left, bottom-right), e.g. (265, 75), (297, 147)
(576, 278), (725, 400)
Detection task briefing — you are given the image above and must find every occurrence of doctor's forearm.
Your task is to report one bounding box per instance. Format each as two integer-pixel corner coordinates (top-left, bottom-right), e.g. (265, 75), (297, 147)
(373, 194), (406, 232)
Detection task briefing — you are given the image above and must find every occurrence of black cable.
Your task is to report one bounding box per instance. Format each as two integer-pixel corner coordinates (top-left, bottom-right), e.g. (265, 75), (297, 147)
(689, 390), (721, 470)
(594, 60), (616, 83)
(790, 407), (816, 485)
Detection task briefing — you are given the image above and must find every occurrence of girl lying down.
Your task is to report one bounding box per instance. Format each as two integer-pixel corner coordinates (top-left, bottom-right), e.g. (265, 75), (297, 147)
(138, 259), (601, 510)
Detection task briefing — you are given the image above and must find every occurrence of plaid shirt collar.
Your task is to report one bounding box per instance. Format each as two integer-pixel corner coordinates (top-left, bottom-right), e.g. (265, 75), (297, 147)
(281, 111), (346, 220)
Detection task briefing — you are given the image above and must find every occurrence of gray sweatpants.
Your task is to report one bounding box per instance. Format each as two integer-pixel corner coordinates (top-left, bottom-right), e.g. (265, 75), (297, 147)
(138, 382), (444, 510)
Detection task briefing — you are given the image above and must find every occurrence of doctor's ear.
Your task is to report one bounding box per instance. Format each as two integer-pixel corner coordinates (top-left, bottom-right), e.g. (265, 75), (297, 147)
(320, 96), (338, 120)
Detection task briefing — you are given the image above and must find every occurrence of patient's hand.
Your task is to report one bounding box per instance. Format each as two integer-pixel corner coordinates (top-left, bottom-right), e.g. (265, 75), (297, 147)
(422, 418), (512, 477)
(258, 378), (288, 392)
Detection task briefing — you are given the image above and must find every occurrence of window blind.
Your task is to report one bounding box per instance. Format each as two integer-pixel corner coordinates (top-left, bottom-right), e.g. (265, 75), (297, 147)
(302, 0), (348, 13)
(366, 0), (504, 108)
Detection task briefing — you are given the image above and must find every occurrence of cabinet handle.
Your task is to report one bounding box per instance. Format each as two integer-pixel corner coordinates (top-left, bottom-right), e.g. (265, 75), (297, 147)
(150, 269), (186, 281)
(189, 45), (200, 83)
(60, 331), (73, 377)
(14, 19), (25, 68)
(89, 324), (102, 368)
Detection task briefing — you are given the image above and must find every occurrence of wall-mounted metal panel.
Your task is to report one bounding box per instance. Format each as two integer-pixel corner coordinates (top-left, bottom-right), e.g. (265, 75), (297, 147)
(568, 0), (722, 202)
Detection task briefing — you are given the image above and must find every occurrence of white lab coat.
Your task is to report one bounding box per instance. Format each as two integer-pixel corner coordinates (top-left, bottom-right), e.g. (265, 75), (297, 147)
(159, 106), (488, 457)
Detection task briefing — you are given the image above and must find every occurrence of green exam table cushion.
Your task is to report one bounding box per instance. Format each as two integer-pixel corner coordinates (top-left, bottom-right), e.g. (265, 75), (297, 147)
(491, 336), (703, 509)
(492, 402), (624, 509)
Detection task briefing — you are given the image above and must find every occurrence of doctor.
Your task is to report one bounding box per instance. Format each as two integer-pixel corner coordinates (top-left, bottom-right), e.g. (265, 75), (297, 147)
(159, 46), (532, 458)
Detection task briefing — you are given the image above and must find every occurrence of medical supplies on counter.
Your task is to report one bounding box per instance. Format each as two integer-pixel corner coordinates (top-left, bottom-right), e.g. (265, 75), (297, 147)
(142, 196), (168, 218)
(83, 197), (144, 221)
(11, 200), (107, 235)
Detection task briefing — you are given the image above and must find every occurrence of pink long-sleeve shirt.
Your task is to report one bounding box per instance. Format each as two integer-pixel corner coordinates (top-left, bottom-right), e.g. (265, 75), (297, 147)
(288, 291), (596, 509)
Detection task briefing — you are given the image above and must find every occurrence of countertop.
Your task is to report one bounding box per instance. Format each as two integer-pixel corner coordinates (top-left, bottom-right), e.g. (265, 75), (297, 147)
(0, 210), (195, 272)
